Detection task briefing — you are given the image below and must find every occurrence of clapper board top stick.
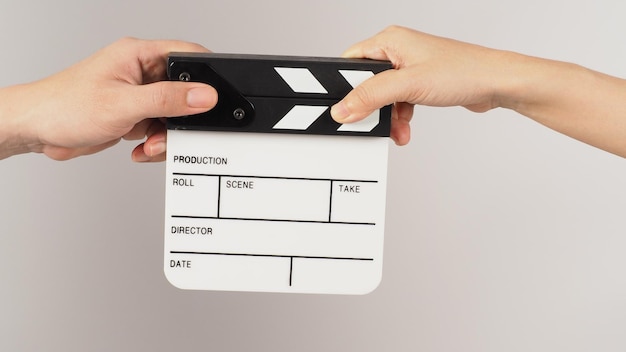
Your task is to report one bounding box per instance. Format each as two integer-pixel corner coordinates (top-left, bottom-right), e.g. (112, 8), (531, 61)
(164, 53), (392, 295)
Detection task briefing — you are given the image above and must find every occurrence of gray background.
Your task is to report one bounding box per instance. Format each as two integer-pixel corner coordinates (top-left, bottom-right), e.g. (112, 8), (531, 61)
(2, 0), (626, 351)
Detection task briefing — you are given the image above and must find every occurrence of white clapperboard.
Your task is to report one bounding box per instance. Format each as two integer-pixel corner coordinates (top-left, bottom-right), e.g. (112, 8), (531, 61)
(164, 53), (392, 294)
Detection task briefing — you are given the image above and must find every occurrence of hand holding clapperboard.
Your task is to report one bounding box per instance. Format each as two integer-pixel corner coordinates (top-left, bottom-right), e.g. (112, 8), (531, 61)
(164, 53), (391, 294)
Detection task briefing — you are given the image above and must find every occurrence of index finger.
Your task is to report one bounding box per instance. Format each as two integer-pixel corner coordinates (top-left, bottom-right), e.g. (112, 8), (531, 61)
(133, 39), (211, 83)
(341, 37), (391, 62)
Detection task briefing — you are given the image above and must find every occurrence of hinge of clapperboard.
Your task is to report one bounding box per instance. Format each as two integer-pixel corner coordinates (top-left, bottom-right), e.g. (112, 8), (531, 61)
(165, 53), (392, 137)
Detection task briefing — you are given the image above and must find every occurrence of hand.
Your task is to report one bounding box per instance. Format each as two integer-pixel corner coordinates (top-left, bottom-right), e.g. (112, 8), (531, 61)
(331, 26), (509, 145)
(2, 37), (217, 161)
(331, 26), (626, 157)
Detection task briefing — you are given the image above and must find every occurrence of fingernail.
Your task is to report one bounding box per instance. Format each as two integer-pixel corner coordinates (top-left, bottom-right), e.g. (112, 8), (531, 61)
(148, 141), (166, 157)
(187, 86), (217, 108)
(331, 101), (351, 122)
(132, 148), (151, 162)
(133, 153), (151, 162)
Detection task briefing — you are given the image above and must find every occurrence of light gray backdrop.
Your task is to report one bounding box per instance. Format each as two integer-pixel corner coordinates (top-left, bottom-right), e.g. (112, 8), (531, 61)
(2, 0), (626, 351)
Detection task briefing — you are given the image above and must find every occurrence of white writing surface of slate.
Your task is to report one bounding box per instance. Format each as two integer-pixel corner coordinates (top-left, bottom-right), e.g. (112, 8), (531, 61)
(164, 130), (389, 294)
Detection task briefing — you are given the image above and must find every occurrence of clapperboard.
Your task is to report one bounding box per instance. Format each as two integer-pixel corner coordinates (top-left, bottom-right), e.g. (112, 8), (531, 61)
(164, 53), (392, 294)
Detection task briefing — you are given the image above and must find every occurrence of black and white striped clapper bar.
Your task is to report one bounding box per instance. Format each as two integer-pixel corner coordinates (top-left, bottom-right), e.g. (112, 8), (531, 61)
(164, 53), (392, 295)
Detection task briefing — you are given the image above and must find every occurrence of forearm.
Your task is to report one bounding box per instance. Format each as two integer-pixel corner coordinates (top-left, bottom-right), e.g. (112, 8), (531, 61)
(497, 52), (626, 157)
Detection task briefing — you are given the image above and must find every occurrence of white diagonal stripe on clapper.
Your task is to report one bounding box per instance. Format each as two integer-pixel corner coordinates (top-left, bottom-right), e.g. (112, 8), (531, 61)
(337, 110), (381, 132)
(339, 69), (374, 88)
(274, 67), (328, 94)
(273, 105), (329, 130)
(337, 70), (380, 132)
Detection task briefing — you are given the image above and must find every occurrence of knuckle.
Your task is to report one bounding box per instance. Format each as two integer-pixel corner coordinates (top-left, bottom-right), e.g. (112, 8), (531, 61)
(150, 85), (170, 112)
(350, 84), (376, 108)
(383, 24), (401, 33)
(116, 36), (139, 46)
(382, 25), (406, 36)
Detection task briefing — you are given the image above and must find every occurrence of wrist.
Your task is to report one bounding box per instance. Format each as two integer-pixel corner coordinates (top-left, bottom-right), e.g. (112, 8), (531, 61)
(0, 83), (41, 159)
(492, 51), (582, 115)
(489, 50), (538, 112)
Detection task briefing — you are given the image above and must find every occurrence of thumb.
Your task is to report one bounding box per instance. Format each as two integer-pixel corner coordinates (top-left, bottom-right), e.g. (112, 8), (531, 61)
(123, 81), (218, 123)
(331, 69), (412, 123)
